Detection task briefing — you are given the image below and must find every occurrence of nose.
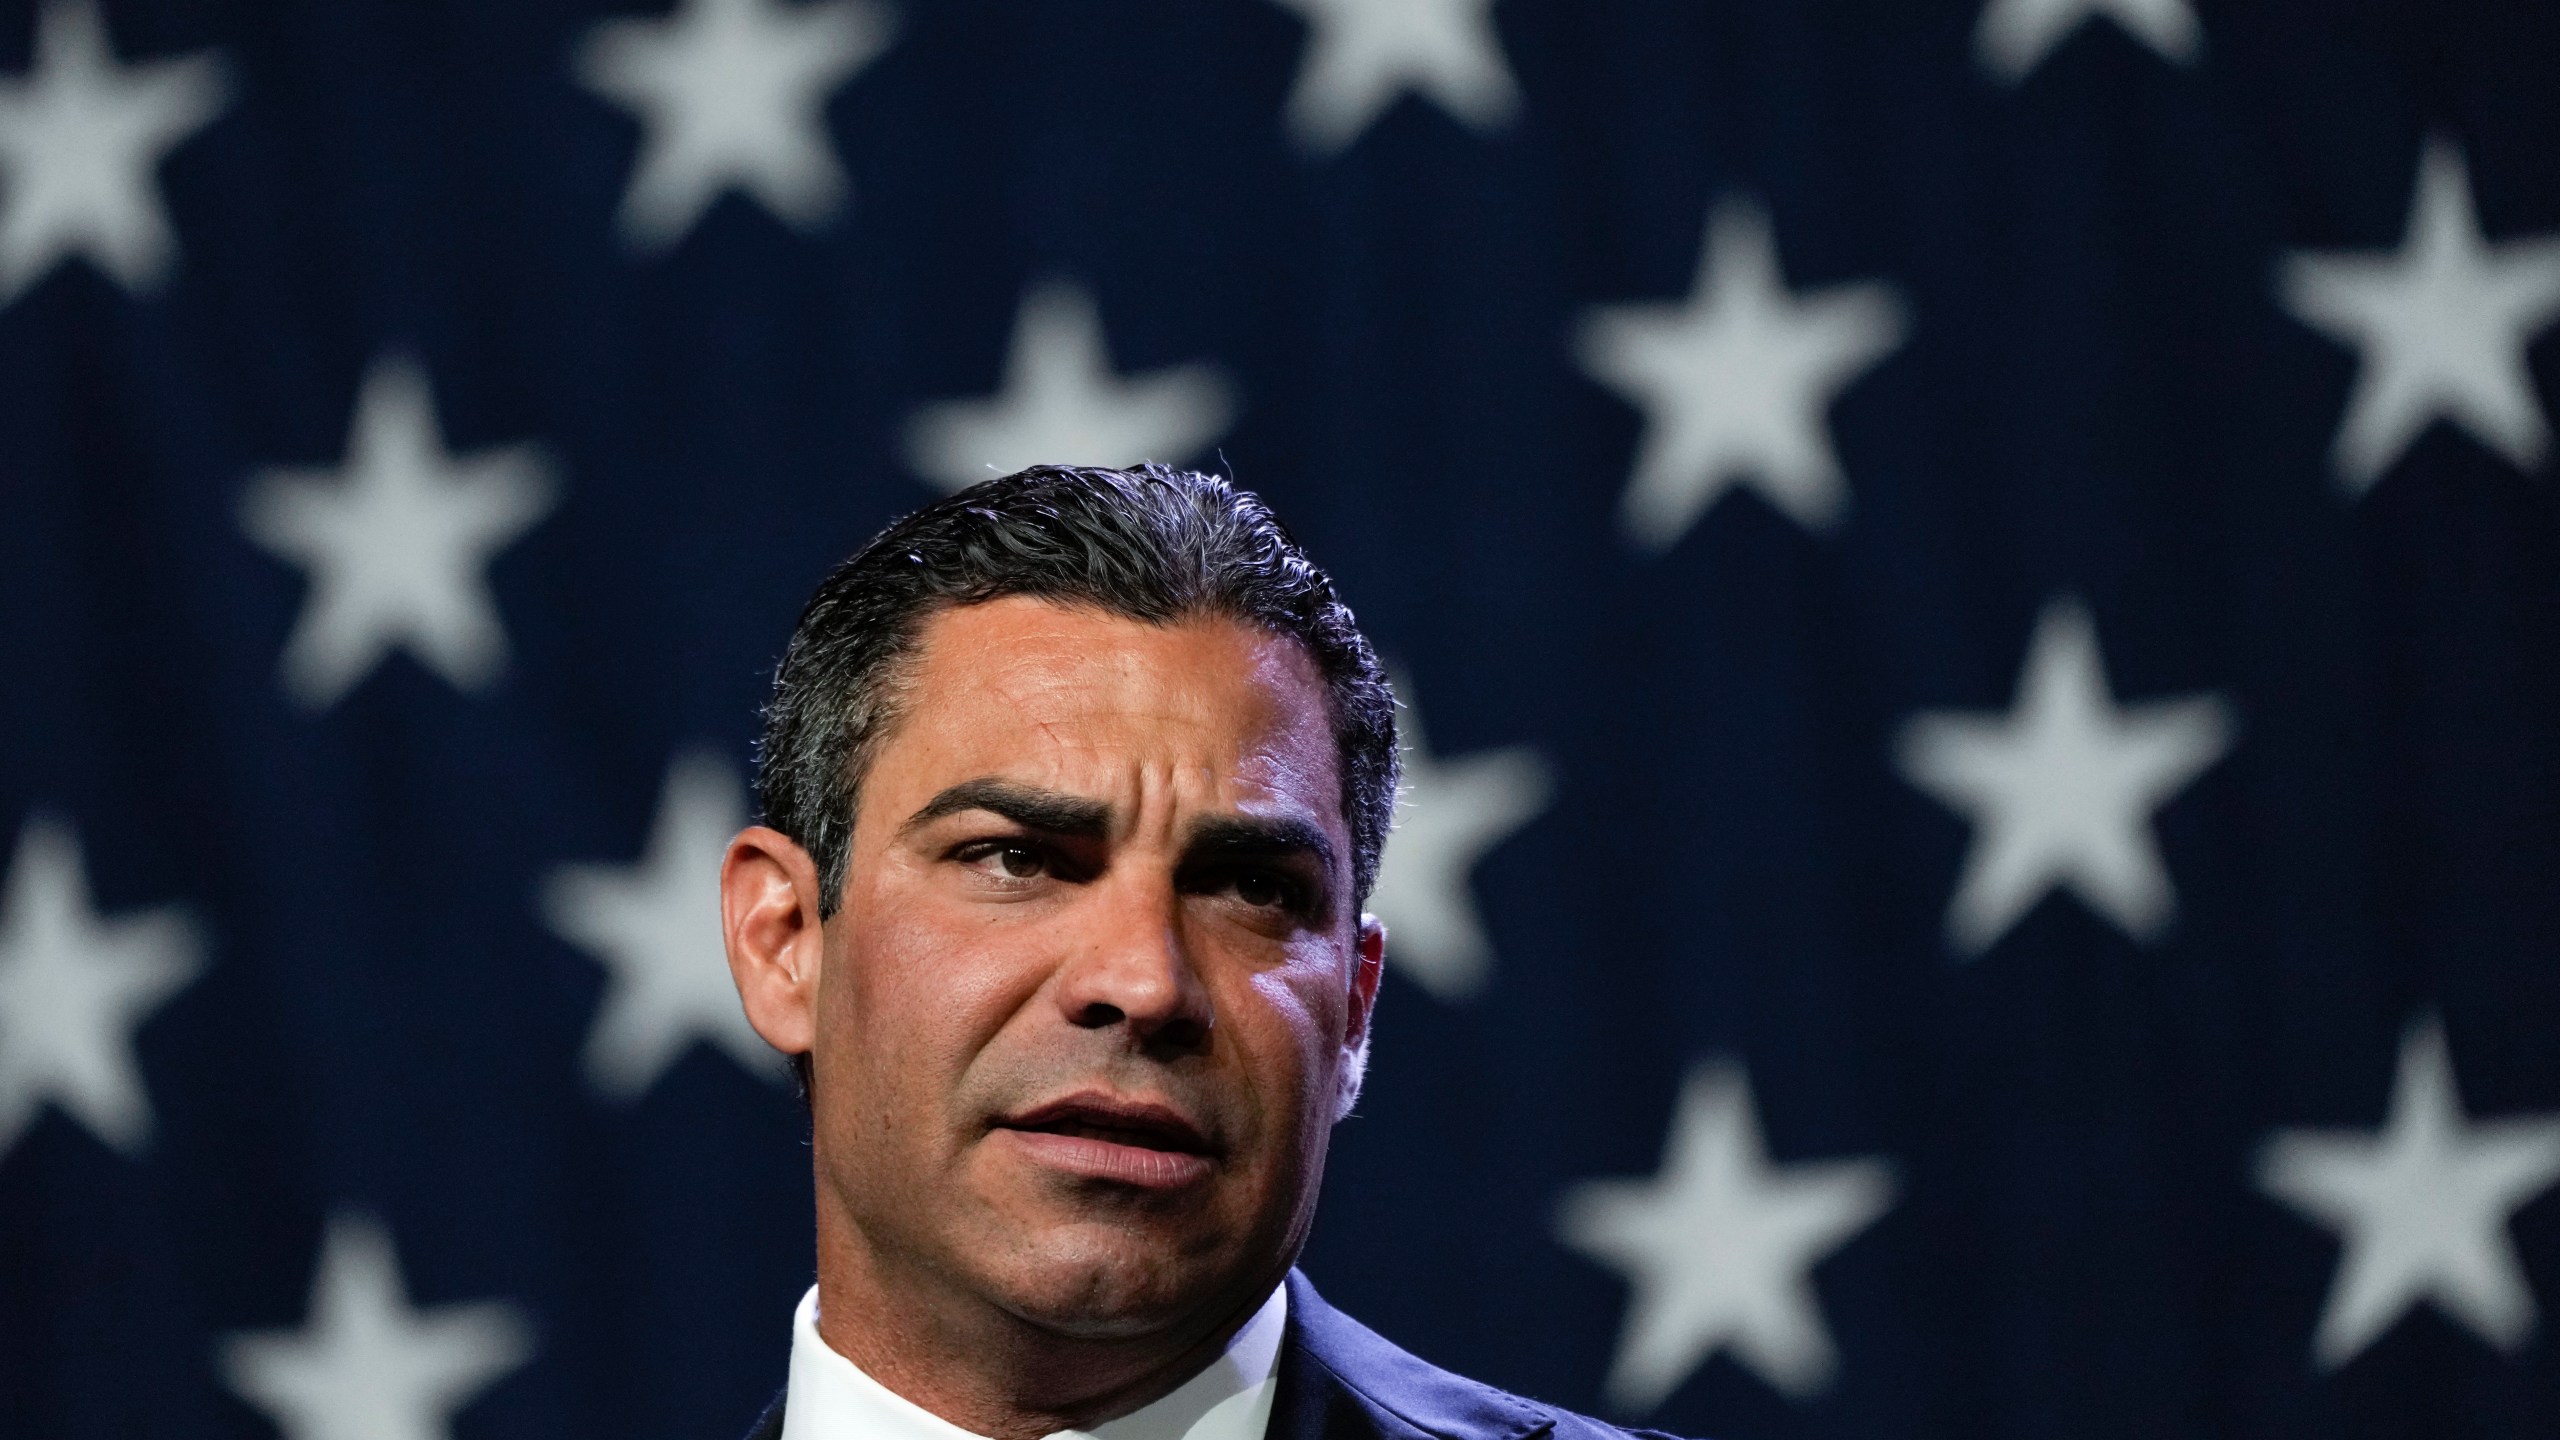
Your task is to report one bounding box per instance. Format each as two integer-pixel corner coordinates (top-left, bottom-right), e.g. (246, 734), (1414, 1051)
(1053, 875), (1213, 1055)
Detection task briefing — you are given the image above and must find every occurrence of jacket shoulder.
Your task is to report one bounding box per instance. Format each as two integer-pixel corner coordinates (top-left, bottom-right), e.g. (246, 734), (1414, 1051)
(1279, 1273), (1706, 1440)
(739, 1387), (785, 1440)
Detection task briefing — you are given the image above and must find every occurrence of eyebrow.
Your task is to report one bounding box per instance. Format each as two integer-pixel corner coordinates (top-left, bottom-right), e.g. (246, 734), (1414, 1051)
(897, 778), (1339, 876)
(899, 779), (1111, 839)
(1182, 813), (1338, 878)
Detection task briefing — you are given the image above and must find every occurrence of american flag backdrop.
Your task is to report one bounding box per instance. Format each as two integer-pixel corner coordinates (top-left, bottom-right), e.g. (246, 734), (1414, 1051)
(3, 2), (2558, 1439)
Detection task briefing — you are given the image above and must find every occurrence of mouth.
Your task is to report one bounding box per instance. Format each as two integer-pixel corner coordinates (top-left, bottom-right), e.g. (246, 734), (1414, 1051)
(993, 1093), (1219, 1190)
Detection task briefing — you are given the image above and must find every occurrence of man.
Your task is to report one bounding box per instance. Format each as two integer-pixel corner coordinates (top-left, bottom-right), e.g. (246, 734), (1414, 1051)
(720, 465), (1669, 1440)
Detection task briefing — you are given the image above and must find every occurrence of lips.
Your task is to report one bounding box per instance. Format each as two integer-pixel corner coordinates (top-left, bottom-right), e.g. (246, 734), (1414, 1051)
(994, 1092), (1219, 1189)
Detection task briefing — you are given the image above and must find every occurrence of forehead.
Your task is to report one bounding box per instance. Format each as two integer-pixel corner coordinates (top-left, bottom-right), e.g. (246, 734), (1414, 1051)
(871, 595), (1340, 810)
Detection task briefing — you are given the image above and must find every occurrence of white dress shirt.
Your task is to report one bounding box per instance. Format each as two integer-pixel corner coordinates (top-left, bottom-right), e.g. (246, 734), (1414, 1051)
(779, 1283), (1290, 1440)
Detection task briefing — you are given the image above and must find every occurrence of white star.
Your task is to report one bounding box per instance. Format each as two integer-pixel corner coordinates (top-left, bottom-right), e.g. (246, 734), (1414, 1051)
(903, 282), (1236, 493)
(2279, 138), (2560, 494)
(0, 816), (202, 1162)
(0, 0), (227, 302)
(542, 751), (784, 1100)
(1558, 1062), (1895, 1408)
(576, 0), (893, 254)
(1575, 199), (1907, 549)
(1973, 0), (2201, 83)
(1367, 679), (1551, 1002)
(2257, 1015), (2560, 1368)
(219, 1212), (535, 1440)
(1267, 0), (1520, 156)
(1894, 597), (2233, 957)
(239, 356), (558, 710)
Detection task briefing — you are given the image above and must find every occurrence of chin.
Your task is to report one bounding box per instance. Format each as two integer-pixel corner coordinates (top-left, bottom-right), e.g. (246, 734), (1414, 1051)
(982, 1226), (1239, 1340)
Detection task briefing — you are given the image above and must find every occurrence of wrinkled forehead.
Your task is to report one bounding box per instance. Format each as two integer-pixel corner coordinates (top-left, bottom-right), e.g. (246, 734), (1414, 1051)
(868, 596), (1343, 822)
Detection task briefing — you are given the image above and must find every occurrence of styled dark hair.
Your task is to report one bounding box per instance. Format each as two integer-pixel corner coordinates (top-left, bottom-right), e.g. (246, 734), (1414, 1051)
(756, 463), (1401, 923)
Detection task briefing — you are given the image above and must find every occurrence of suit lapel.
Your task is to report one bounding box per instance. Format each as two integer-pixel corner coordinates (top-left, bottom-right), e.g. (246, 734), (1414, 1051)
(1268, 1273), (1553, 1440)
(741, 1387), (786, 1440)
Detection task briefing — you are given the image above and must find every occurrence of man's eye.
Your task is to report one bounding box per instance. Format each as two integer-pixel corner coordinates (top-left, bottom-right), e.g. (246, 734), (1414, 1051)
(1229, 870), (1292, 910)
(961, 843), (1047, 879)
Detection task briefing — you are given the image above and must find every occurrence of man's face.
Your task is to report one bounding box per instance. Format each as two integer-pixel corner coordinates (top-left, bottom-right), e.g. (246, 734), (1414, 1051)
(809, 596), (1381, 1339)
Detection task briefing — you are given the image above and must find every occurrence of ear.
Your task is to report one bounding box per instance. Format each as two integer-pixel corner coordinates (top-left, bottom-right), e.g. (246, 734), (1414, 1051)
(1334, 914), (1386, 1121)
(723, 825), (826, 1062)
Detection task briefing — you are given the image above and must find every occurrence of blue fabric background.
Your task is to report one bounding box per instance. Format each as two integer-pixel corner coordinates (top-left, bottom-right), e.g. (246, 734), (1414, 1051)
(3, 3), (2555, 1440)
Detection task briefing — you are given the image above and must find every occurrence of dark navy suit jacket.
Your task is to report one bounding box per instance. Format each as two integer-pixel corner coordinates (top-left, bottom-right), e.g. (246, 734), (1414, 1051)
(742, 1271), (1681, 1440)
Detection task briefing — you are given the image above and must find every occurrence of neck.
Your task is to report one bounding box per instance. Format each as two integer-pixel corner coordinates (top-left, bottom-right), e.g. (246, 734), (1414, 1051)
(811, 1209), (1283, 1440)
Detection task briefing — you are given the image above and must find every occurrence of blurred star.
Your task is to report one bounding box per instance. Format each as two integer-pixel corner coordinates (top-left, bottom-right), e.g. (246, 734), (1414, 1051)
(2258, 1016), (2560, 1368)
(0, 816), (203, 1162)
(542, 751), (786, 1100)
(1368, 677), (1551, 1002)
(1974, 0), (2200, 83)
(2280, 138), (2560, 494)
(240, 357), (558, 710)
(1269, 0), (1519, 155)
(904, 282), (1235, 493)
(0, 0), (227, 301)
(577, 0), (894, 253)
(1558, 1063), (1895, 1407)
(1577, 199), (1906, 548)
(219, 1214), (535, 1440)
(1895, 598), (2232, 956)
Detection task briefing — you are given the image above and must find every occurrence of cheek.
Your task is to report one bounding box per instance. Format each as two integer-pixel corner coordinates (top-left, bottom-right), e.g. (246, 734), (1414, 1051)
(1238, 953), (1350, 1113)
(826, 891), (1052, 1114)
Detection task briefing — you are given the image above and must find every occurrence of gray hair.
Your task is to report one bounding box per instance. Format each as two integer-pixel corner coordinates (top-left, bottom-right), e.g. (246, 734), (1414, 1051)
(756, 464), (1401, 923)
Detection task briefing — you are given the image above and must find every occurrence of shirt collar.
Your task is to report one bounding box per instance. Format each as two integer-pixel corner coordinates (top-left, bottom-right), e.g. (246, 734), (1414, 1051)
(780, 1282), (1290, 1440)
